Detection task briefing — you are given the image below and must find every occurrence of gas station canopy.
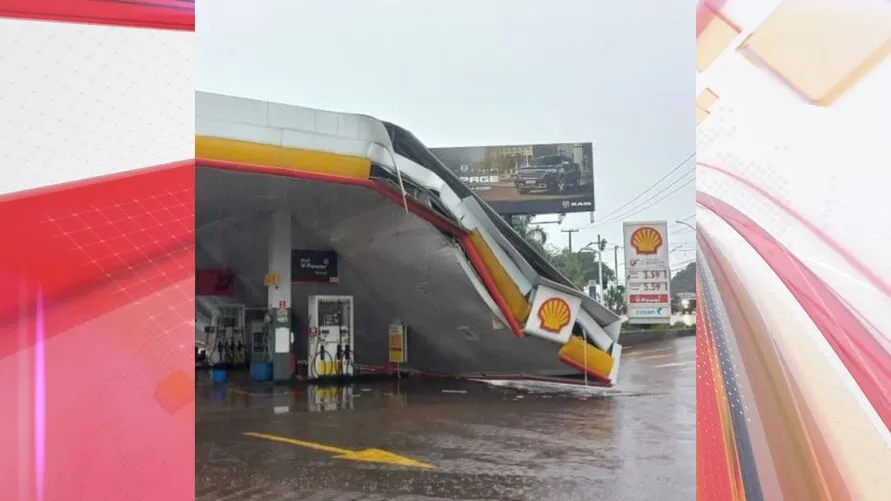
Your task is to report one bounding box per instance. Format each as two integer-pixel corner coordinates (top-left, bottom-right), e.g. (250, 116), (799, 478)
(195, 92), (624, 383)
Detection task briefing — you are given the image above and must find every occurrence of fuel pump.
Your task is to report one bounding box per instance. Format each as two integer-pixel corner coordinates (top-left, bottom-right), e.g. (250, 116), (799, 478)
(211, 305), (246, 367)
(249, 318), (272, 381)
(307, 295), (355, 379)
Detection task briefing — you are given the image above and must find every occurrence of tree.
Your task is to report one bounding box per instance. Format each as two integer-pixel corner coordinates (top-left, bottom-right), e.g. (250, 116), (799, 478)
(603, 285), (627, 315)
(510, 215), (549, 258)
(506, 216), (625, 315)
(670, 262), (696, 294)
(549, 249), (616, 290)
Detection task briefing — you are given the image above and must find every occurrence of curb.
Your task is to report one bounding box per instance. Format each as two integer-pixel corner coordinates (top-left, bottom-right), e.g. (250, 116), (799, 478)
(619, 327), (696, 346)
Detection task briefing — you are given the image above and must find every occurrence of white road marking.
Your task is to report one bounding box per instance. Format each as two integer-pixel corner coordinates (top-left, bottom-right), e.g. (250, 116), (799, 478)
(653, 362), (693, 369)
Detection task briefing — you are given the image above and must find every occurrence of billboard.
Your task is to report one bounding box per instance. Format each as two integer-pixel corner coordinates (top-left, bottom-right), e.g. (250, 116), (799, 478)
(623, 221), (671, 325)
(430, 142), (594, 215)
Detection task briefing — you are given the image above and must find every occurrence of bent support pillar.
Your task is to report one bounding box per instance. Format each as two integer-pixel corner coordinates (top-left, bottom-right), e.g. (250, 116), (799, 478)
(268, 211), (293, 382)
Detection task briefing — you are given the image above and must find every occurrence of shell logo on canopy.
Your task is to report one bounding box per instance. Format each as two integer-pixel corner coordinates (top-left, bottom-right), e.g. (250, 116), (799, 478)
(523, 286), (583, 345)
(630, 227), (663, 255)
(537, 297), (571, 334)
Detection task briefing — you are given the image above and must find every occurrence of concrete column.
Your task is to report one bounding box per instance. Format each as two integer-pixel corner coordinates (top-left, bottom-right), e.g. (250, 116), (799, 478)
(267, 211), (292, 382)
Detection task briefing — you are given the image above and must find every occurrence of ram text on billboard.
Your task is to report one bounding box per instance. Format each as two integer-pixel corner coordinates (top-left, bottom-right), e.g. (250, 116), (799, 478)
(430, 142), (594, 216)
(623, 221), (671, 325)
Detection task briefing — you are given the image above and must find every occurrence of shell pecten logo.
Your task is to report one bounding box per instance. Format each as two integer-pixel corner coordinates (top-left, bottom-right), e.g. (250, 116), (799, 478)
(630, 227), (663, 255)
(537, 297), (572, 334)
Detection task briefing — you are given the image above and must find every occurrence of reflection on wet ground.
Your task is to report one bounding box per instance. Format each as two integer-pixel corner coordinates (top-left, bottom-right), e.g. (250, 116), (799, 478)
(196, 338), (695, 501)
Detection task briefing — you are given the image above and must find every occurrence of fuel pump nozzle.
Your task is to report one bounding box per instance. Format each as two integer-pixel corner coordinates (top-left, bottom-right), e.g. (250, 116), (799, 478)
(335, 344), (343, 375)
(343, 344), (352, 376)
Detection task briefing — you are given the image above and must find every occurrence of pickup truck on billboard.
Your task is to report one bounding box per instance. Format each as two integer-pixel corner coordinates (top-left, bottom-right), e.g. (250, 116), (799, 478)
(514, 155), (582, 195)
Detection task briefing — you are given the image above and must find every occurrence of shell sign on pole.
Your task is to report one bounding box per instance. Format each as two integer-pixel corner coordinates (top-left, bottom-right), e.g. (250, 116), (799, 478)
(523, 285), (583, 345)
(623, 221), (672, 325)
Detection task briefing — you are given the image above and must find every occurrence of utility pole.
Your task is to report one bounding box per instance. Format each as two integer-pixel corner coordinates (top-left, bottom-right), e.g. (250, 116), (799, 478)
(614, 245), (621, 286)
(562, 228), (579, 252)
(596, 234), (604, 301)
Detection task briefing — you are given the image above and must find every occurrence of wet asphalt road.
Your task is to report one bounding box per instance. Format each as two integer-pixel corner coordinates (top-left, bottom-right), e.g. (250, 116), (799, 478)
(196, 337), (695, 501)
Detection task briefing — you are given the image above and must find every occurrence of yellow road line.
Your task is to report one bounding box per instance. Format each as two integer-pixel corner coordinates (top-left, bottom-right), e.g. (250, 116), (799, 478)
(244, 432), (349, 455)
(243, 432), (435, 469)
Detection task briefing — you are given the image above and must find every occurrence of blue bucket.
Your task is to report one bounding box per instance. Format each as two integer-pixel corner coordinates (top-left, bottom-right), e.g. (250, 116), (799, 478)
(211, 367), (228, 384)
(250, 362), (273, 381)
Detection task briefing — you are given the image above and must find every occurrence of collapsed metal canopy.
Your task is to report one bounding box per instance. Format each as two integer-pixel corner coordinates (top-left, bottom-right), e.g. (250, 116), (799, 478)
(195, 91), (624, 383)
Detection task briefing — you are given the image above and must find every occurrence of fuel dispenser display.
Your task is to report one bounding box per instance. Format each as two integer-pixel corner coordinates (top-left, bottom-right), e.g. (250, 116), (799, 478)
(307, 295), (355, 379)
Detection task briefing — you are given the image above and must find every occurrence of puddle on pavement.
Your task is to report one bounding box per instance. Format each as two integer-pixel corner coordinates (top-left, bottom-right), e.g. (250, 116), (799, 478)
(475, 379), (660, 398)
(197, 371), (664, 420)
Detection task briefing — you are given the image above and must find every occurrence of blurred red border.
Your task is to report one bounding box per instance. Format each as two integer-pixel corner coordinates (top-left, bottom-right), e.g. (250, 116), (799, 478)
(0, 161), (194, 356)
(0, 160), (195, 500)
(0, 0), (194, 31)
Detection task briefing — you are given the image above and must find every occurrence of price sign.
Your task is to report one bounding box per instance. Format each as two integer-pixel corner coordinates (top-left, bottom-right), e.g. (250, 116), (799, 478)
(623, 221), (672, 325)
(628, 269), (669, 281)
(628, 281), (669, 293)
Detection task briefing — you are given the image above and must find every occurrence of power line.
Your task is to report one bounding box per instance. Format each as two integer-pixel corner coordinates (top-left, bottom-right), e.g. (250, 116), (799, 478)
(669, 217), (696, 237)
(589, 174), (695, 228)
(670, 227), (695, 236)
(587, 152), (695, 225)
(668, 215), (697, 236)
(602, 168), (695, 223)
(587, 166), (695, 229)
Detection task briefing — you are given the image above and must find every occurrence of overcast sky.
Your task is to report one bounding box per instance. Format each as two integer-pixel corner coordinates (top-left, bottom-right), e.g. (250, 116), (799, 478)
(197, 0), (697, 273)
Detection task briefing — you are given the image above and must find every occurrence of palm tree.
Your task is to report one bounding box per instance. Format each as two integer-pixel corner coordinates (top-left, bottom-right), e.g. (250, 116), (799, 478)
(510, 215), (549, 257)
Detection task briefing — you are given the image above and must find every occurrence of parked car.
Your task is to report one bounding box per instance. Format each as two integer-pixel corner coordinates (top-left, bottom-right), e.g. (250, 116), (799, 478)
(673, 296), (697, 315)
(514, 155), (582, 195)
